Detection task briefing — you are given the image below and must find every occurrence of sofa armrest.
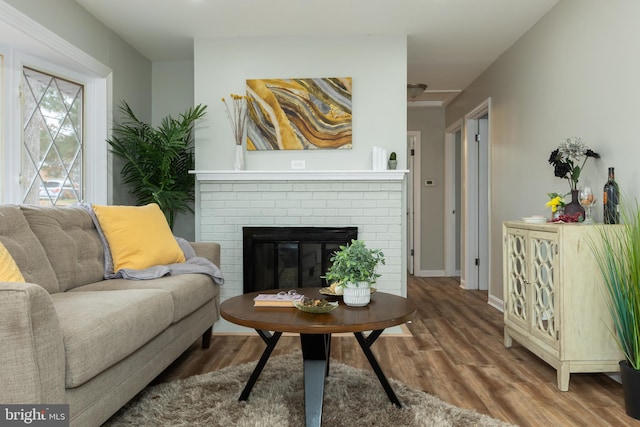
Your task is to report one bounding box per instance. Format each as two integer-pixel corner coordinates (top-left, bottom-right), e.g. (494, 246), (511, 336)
(0, 283), (65, 404)
(189, 242), (221, 266)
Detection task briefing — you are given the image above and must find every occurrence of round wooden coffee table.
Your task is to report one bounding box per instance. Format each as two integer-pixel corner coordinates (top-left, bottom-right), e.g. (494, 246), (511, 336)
(221, 288), (416, 427)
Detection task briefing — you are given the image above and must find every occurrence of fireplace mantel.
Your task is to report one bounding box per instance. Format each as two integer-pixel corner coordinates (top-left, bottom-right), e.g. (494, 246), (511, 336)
(192, 170), (408, 182)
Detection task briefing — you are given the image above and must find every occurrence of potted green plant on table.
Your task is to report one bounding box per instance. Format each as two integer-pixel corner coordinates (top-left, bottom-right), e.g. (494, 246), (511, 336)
(107, 101), (207, 229)
(590, 201), (640, 420)
(324, 239), (385, 307)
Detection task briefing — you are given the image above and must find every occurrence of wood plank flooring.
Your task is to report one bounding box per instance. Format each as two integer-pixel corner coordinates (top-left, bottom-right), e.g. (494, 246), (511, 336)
(155, 276), (638, 426)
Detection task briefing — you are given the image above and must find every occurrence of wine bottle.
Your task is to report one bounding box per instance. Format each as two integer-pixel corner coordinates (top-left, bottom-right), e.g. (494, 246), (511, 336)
(603, 167), (620, 224)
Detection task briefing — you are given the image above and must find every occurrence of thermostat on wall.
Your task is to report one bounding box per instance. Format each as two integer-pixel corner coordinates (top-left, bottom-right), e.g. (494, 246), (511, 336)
(425, 179), (436, 187)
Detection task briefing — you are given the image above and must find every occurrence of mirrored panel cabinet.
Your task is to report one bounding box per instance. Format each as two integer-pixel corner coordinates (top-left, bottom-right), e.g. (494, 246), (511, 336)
(503, 221), (623, 391)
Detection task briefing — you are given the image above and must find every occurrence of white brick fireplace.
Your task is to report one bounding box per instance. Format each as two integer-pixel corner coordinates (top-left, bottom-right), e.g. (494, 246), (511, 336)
(194, 170), (408, 331)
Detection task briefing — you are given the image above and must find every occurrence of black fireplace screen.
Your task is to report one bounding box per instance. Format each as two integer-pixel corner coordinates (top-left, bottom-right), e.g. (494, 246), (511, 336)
(243, 227), (357, 293)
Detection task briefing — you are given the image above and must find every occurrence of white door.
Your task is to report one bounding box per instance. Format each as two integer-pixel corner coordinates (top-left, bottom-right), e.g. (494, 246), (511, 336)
(444, 121), (462, 277)
(477, 116), (489, 291)
(406, 133), (417, 274)
(462, 99), (491, 291)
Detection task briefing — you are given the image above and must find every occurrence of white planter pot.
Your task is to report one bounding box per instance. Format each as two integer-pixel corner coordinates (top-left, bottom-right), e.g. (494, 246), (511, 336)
(343, 281), (371, 307)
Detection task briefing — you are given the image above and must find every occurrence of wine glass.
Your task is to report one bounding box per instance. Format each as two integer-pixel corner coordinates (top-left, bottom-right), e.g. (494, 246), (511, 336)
(579, 186), (596, 224)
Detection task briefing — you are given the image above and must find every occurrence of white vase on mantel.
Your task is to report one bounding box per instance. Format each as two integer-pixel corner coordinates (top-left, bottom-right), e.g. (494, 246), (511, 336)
(234, 145), (244, 170)
(342, 281), (371, 307)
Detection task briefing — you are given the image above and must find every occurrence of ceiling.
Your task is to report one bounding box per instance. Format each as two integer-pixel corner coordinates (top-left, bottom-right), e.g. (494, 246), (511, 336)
(74, 0), (558, 105)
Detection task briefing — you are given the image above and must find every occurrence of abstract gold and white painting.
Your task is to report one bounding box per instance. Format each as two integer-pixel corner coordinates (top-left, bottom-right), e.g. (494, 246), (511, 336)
(246, 77), (352, 150)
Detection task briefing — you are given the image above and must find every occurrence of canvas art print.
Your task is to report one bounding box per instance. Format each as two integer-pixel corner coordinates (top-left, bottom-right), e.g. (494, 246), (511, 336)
(246, 77), (352, 150)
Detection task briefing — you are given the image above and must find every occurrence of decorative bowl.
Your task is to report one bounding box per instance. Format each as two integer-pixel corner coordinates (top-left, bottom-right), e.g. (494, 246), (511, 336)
(293, 300), (339, 314)
(522, 216), (548, 224)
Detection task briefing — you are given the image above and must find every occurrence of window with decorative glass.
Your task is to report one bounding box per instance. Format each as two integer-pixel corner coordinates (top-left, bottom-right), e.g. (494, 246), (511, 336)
(21, 67), (83, 206)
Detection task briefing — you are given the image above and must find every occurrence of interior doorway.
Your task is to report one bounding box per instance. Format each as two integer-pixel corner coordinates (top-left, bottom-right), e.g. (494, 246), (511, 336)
(461, 99), (491, 291)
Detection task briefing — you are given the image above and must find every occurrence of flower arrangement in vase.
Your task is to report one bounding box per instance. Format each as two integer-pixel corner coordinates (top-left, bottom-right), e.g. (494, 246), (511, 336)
(222, 94), (248, 170)
(548, 137), (600, 220)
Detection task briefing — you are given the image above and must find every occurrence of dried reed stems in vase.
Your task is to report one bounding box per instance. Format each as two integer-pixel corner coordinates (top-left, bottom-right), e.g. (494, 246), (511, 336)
(221, 94), (248, 146)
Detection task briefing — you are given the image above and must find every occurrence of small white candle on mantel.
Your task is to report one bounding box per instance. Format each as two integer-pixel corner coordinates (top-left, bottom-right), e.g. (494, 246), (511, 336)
(372, 146), (389, 170)
(372, 146), (378, 170)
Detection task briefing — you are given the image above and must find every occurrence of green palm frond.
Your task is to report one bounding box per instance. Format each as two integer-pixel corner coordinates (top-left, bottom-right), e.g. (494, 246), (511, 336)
(106, 101), (206, 229)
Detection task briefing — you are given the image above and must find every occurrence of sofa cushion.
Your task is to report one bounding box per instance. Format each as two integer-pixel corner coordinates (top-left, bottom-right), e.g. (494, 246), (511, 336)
(92, 203), (185, 272)
(20, 205), (104, 292)
(0, 241), (25, 282)
(50, 289), (174, 388)
(0, 205), (59, 293)
(71, 274), (217, 323)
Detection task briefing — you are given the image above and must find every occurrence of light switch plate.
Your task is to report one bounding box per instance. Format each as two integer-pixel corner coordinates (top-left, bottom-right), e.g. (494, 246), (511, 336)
(291, 160), (306, 169)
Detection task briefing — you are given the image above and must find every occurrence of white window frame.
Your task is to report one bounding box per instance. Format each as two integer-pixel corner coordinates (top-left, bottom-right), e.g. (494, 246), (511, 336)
(0, 2), (112, 205)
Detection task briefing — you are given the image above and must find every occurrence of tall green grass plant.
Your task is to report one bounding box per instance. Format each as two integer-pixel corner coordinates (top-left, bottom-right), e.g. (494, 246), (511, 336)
(591, 201), (640, 369)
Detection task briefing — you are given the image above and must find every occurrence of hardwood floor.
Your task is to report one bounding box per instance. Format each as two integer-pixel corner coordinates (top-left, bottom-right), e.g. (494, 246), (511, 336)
(156, 276), (638, 426)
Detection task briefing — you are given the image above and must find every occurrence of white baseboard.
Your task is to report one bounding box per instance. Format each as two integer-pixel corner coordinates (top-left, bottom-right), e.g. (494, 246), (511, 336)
(488, 295), (504, 312)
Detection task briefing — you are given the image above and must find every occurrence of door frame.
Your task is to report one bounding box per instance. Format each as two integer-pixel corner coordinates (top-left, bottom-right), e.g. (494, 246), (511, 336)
(407, 131), (421, 275)
(461, 98), (491, 291)
(444, 119), (462, 277)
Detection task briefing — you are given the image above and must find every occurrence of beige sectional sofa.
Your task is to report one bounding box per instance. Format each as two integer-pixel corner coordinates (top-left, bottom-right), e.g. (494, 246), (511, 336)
(0, 204), (221, 426)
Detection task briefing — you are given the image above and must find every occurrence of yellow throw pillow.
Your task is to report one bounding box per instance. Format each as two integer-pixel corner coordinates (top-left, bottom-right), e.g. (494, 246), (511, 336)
(92, 203), (185, 272)
(0, 241), (25, 283)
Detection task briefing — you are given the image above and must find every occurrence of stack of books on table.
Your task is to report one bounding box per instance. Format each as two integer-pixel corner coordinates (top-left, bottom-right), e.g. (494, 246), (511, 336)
(253, 293), (304, 307)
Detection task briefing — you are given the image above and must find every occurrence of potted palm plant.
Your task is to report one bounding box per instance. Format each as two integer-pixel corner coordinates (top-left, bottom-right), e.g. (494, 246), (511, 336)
(107, 101), (207, 229)
(590, 201), (640, 420)
(324, 240), (385, 307)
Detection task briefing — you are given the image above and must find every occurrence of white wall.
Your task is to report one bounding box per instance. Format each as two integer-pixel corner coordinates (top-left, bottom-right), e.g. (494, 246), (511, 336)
(193, 35), (407, 171)
(407, 107), (446, 272)
(152, 61), (194, 125)
(152, 60), (196, 239)
(446, 0), (640, 301)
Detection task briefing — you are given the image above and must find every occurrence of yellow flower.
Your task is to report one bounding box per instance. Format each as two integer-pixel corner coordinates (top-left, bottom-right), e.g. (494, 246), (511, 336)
(546, 194), (565, 213)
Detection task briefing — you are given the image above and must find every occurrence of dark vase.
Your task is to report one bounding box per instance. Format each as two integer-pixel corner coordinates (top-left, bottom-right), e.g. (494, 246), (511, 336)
(563, 189), (585, 220)
(620, 360), (640, 420)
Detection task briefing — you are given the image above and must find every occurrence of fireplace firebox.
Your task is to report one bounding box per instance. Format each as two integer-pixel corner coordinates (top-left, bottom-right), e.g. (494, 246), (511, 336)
(243, 227), (357, 293)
